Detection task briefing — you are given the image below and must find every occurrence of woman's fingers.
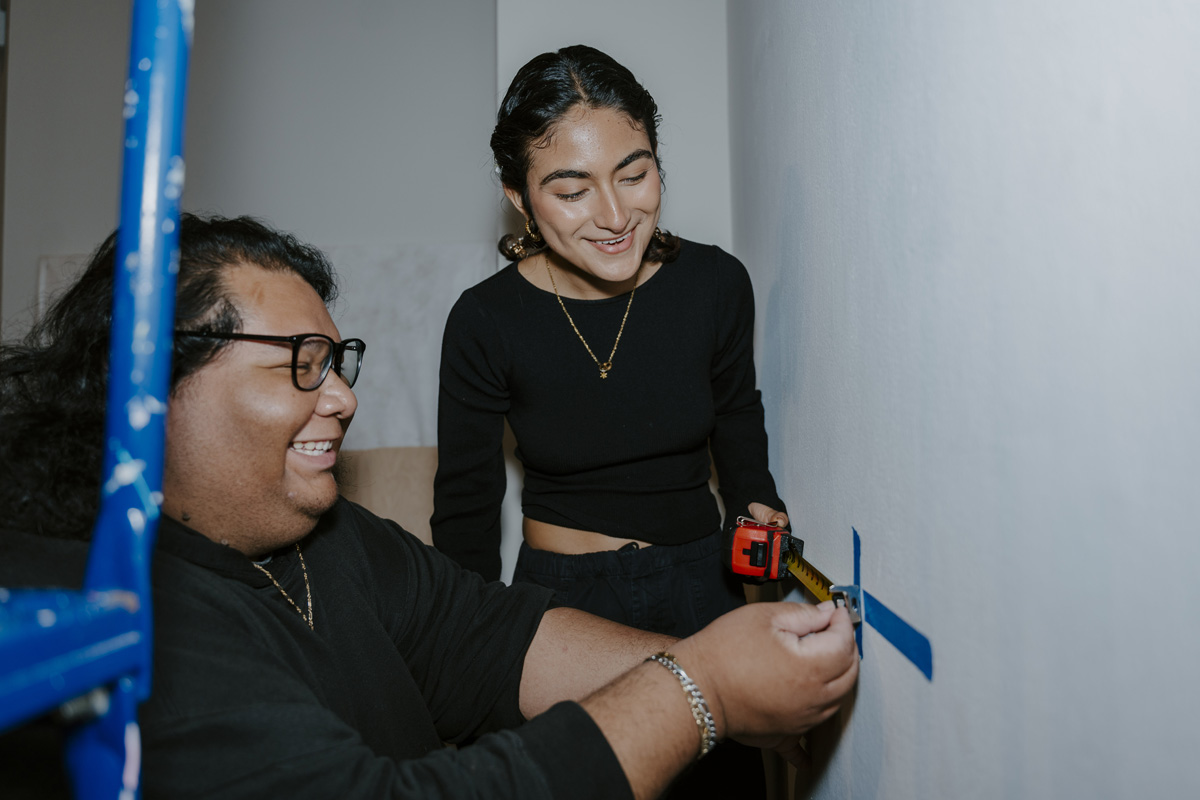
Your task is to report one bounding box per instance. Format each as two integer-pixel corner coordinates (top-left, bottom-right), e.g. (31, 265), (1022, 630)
(747, 501), (789, 528)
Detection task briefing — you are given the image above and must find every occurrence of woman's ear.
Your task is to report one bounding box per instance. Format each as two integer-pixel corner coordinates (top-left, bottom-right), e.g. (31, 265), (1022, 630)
(502, 185), (527, 218)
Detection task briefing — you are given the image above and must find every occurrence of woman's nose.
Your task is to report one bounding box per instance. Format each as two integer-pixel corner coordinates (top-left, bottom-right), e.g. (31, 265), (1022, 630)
(593, 185), (630, 233)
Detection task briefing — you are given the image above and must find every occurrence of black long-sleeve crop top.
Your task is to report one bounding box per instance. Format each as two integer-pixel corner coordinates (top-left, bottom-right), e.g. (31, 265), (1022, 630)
(431, 240), (785, 581)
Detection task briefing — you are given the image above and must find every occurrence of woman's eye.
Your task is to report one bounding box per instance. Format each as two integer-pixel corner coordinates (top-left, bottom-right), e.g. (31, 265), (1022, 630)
(556, 189), (586, 201)
(622, 170), (649, 184)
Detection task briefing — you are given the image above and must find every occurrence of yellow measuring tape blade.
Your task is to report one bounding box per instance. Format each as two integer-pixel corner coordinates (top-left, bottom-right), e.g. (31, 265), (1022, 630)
(783, 551), (834, 603)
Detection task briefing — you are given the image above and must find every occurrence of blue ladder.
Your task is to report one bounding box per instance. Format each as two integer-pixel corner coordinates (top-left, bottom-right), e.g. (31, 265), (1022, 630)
(0, 1), (191, 797)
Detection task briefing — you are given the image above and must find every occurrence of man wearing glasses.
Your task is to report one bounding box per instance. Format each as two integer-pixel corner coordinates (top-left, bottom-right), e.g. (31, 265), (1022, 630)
(0, 214), (857, 799)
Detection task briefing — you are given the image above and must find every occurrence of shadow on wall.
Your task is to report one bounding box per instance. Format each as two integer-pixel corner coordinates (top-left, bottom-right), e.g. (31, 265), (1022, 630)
(758, 163), (884, 799)
(760, 164), (805, 481)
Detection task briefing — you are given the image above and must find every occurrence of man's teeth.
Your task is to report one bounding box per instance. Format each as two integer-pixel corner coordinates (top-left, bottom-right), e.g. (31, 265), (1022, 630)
(292, 441), (333, 454)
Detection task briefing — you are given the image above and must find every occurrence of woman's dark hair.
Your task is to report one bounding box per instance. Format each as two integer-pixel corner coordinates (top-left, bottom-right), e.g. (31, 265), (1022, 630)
(491, 44), (681, 264)
(0, 214), (338, 540)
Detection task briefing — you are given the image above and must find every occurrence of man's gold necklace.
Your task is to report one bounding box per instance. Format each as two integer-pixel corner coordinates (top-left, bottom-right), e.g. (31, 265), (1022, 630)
(252, 543), (314, 630)
(546, 260), (643, 380)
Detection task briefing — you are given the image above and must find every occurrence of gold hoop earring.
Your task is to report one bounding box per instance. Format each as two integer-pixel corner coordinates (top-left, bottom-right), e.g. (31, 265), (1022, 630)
(525, 218), (542, 243)
(654, 227), (665, 242)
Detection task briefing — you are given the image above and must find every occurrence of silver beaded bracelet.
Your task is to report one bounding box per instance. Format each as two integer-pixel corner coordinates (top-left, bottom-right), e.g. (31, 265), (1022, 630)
(645, 651), (718, 759)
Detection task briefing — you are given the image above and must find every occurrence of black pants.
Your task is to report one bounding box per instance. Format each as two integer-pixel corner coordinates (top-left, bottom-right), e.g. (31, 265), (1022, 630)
(514, 531), (768, 799)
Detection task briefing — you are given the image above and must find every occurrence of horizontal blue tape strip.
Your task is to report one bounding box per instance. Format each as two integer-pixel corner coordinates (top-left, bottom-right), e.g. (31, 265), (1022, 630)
(863, 589), (933, 681)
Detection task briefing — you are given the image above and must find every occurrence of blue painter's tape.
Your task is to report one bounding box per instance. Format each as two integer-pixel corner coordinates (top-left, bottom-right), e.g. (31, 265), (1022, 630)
(863, 589), (933, 681)
(853, 528), (863, 658)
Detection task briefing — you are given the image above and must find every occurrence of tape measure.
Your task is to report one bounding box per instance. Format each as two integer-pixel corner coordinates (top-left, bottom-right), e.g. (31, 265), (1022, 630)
(729, 517), (861, 623)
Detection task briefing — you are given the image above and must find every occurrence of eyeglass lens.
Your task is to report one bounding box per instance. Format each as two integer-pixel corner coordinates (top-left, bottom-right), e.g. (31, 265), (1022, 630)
(295, 336), (362, 390)
(295, 337), (331, 390)
(334, 340), (363, 388)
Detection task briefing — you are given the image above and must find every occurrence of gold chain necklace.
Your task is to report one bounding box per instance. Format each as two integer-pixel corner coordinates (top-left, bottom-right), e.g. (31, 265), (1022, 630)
(546, 260), (643, 380)
(252, 543), (314, 630)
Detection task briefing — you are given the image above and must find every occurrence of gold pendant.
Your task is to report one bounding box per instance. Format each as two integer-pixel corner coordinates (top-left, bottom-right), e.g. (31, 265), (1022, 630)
(599, 362), (612, 379)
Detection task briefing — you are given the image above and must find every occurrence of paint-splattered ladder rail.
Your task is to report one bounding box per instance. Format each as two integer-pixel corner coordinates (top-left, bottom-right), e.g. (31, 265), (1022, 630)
(0, 1), (192, 797)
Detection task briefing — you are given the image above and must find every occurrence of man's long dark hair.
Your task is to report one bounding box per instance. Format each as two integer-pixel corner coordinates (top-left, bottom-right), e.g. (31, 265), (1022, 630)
(0, 214), (338, 540)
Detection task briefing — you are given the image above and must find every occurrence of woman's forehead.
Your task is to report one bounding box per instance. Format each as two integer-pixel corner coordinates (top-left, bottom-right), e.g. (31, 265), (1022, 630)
(532, 106), (652, 171)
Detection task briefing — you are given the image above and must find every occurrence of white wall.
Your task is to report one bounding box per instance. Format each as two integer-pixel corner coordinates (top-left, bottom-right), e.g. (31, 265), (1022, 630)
(729, 1), (1200, 797)
(2, 0), (128, 334)
(3, 0), (498, 358)
(184, 0), (497, 248)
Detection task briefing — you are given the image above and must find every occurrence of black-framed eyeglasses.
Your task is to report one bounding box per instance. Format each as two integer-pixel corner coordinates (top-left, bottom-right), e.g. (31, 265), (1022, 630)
(175, 330), (366, 391)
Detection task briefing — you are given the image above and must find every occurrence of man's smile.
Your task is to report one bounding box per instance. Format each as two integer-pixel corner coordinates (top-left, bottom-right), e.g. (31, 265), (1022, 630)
(291, 439), (334, 455)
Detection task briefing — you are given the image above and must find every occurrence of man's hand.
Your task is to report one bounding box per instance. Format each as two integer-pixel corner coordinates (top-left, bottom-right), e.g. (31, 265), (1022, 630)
(672, 602), (858, 742)
(577, 601), (858, 800)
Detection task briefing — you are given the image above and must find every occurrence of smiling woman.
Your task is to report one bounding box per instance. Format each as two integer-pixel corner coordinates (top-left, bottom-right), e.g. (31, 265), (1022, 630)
(429, 45), (786, 799)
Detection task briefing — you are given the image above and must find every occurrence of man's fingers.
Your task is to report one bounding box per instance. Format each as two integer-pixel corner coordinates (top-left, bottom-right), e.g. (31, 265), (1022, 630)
(772, 600), (836, 638)
(790, 608), (860, 684)
(825, 606), (856, 637)
(773, 737), (812, 769)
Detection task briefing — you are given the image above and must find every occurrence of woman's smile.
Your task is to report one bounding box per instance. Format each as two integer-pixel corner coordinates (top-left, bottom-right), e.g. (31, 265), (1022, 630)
(586, 227), (637, 254)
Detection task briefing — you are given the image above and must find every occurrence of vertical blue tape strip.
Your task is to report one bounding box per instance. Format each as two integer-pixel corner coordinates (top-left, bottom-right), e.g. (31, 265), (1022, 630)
(853, 528), (863, 658)
(863, 589), (933, 681)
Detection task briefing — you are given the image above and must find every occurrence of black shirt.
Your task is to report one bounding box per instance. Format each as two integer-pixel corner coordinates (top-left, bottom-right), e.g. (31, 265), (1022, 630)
(0, 498), (632, 799)
(432, 240), (785, 579)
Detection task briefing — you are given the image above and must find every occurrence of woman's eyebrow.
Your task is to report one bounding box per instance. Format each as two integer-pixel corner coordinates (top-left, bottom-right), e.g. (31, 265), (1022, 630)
(540, 168), (589, 186)
(539, 149), (655, 187)
(615, 149), (654, 171)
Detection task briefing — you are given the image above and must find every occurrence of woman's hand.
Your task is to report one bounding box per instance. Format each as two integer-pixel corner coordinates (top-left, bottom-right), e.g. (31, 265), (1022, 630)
(748, 501), (789, 529)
